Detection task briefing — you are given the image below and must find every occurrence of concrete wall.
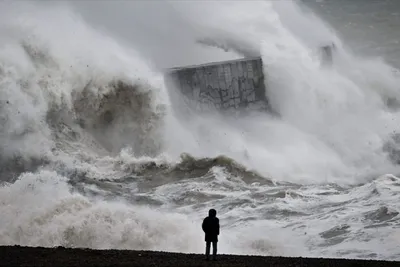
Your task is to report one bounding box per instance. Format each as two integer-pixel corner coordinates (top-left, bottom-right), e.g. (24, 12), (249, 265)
(164, 57), (269, 113)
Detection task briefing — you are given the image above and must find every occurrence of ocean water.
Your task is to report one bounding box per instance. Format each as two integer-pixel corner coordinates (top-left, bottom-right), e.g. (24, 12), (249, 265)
(1, 0), (400, 261)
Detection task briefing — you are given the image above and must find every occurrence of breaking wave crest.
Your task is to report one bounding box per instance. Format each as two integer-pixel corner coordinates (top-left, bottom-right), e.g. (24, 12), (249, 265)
(0, 2), (167, 183)
(1, 0), (400, 261)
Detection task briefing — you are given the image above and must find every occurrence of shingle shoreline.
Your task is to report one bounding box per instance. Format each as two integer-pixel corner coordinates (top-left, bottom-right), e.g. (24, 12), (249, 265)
(0, 245), (398, 267)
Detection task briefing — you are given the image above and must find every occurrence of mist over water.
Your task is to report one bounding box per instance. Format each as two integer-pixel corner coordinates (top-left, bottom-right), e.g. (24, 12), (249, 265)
(1, 0), (400, 260)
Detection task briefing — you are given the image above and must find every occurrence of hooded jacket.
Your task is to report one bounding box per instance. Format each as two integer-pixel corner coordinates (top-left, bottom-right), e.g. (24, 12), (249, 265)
(202, 209), (220, 242)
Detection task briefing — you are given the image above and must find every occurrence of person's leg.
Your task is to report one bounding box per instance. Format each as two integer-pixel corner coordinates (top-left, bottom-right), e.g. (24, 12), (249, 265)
(212, 241), (218, 260)
(205, 241), (211, 260)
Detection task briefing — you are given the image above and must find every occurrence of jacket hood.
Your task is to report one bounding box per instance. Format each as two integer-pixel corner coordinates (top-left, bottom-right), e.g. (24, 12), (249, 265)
(208, 209), (217, 218)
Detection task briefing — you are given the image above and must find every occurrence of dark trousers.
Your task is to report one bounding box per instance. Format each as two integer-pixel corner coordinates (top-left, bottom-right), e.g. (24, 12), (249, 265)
(205, 241), (217, 259)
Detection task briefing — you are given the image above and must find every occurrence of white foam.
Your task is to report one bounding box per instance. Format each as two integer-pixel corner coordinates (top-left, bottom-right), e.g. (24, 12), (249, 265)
(1, 0), (400, 261)
(0, 170), (204, 252)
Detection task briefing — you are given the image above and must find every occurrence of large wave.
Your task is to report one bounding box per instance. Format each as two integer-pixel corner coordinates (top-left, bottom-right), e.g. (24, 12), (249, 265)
(0, 1), (167, 179)
(163, 0), (400, 184)
(1, 0), (400, 260)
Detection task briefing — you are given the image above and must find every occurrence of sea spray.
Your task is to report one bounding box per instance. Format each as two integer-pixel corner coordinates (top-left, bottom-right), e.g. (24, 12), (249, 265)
(0, 0), (400, 260)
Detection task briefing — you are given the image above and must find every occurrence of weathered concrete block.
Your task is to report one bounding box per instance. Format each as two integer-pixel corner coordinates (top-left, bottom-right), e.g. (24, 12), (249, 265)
(164, 57), (269, 113)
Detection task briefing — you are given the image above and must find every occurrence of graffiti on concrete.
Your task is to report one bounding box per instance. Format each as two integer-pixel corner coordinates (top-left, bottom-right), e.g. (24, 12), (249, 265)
(165, 57), (268, 113)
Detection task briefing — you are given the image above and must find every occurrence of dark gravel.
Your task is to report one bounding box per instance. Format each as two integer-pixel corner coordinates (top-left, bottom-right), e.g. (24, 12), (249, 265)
(0, 246), (398, 267)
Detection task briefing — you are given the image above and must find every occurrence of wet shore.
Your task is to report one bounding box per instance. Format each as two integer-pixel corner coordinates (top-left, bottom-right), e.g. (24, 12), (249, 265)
(0, 245), (398, 267)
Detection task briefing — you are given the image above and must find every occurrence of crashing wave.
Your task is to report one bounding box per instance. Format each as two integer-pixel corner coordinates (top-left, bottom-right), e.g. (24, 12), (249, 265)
(0, 25), (166, 182)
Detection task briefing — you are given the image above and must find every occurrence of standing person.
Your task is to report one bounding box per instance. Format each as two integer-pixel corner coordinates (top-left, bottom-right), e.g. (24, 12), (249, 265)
(202, 209), (220, 261)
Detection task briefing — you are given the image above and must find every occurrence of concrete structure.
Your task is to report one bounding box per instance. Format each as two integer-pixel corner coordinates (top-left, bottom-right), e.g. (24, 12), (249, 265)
(164, 57), (269, 114)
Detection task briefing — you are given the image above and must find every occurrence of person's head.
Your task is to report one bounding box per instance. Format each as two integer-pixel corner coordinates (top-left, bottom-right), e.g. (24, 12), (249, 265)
(208, 209), (217, 218)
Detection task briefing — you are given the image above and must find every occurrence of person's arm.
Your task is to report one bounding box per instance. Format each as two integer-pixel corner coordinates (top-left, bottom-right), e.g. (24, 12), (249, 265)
(202, 218), (207, 233)
(216, 218), (220, 235)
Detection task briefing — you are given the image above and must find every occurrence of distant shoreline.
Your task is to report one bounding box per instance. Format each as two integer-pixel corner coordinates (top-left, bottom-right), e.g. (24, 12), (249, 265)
(0, 245), (398, 267)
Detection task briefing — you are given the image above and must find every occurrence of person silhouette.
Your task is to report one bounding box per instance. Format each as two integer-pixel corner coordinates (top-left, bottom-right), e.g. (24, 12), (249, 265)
(202, 209), (220, 261)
